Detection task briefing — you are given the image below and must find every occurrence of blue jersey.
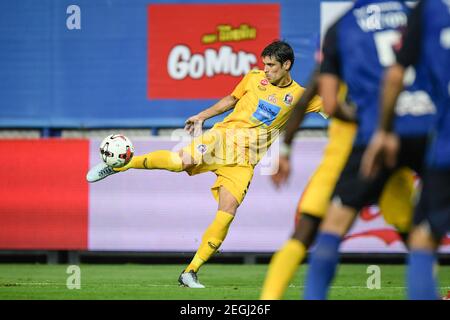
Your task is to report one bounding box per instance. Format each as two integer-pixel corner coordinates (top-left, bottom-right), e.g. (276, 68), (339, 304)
(321, 0), (433, 145)
(393, 63), (436, 137)
(397, 0), (450, 168)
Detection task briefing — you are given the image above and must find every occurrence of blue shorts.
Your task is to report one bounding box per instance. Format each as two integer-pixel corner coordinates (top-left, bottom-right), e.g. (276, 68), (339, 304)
(414, 169), (450, 240)
(333, 136), (427, 211)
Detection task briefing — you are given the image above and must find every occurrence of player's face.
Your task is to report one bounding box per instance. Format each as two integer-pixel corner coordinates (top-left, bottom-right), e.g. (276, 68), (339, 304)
(262, 55), (291, 85)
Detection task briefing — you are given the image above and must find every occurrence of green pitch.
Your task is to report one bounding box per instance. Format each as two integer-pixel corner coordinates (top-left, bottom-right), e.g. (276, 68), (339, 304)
(0, 263), (448, 300)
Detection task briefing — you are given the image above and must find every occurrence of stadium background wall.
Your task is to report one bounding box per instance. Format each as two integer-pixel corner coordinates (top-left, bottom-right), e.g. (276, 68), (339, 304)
(0, 139), (449, 260)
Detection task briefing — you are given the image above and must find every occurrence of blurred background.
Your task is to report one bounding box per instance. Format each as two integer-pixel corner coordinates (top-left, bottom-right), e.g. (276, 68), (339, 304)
(0, 0), (448, 265)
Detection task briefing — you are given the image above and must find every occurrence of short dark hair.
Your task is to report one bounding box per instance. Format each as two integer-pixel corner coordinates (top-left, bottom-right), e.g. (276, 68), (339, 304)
(261, 40), (294, 70)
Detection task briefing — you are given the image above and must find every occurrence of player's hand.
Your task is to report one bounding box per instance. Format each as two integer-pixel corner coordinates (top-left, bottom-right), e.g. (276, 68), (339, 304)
(184, 115), (204, 137)
(361, 130), (399, 179)
(271, 155), (291, 189)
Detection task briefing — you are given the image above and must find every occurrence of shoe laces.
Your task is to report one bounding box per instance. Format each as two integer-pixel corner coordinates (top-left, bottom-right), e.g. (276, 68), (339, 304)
(189, 271), (199, 282)
(99, 166), (114, 177)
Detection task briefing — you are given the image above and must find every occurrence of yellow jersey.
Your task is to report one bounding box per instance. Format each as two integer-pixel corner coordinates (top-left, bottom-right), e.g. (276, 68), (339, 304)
(212, 70), (322, 164)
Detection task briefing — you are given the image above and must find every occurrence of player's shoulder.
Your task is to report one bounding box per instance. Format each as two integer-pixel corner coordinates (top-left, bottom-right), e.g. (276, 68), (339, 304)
(246, 69), (265, 79)
(283, 80), (304, 101)
(325, 3), (352, 35)
(290, 80), (303, 93)
(249, 69), (263, 75)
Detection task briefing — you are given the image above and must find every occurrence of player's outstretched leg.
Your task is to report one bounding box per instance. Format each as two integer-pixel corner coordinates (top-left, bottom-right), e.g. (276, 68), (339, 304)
(179, 187), (238, 288)
(86, 162), (118, 182)
(86, 150), (187, 183)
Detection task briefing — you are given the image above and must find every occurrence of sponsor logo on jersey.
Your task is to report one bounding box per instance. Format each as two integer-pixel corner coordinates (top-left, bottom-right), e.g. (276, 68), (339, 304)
(283, 93), (293, 105)
(260, 78), (269, 86)
(251, 99), (281, 126)
(196, 144), (208, 154)
(395, 90), (436, 116)
(268, 94), (277, 103)
(257, 85), (267, 91)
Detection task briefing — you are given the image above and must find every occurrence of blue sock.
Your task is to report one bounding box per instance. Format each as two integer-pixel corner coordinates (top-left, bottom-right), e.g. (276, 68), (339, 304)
(407, 250), (439, 300)
(304, 232), (341, 300)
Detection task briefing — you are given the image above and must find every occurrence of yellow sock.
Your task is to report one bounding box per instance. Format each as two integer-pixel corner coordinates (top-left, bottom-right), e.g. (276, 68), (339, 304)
(260, 239), (306, 300)
(185, 210), (234, 273)
(114, 150), (183, 172)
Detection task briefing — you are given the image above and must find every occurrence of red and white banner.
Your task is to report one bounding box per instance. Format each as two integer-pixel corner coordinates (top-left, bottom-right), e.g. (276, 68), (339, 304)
(147, 4), (280, 99)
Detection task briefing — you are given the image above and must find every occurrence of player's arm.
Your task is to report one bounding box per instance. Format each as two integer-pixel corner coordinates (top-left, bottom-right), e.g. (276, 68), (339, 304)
(271, 67), (319, 188)
(184, 71), (253, 135)
(283, 65), (320, 148)
(379, 2), (422, 133)
(319, 23), (356, 122)
(184, 95), (238, 136)
(361, 2), (423, 178)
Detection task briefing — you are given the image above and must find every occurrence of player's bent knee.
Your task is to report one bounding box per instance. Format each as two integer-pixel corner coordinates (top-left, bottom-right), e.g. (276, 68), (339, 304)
(218, 203), (238, 216)
(320, 203), (357, 237)
(218, 187), (239, 215)
(178, 150), (196, 171)
(408, 224), (440, 251)
(292, 213), (322, 248)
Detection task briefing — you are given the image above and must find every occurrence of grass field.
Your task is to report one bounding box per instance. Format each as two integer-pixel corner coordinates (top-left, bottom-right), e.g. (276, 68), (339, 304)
(0, 263), (448, 300)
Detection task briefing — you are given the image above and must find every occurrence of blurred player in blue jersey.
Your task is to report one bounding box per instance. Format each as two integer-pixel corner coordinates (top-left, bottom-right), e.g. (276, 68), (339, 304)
(362, 0), (450, 300)
(261, 40), (422, 299)
(259, 55), (359, 299)
(303, 0), (437, 300)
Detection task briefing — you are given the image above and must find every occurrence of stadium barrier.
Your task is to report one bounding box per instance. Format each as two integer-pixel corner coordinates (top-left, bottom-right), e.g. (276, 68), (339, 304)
(1, 138), (449, 262)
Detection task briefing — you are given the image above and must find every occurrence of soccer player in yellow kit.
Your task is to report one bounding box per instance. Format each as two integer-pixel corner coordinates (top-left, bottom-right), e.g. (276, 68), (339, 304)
(86, 40), (322, 288)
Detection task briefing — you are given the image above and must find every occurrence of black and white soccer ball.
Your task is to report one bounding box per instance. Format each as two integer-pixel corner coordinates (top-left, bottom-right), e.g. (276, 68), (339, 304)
(99, 134), (134, 168)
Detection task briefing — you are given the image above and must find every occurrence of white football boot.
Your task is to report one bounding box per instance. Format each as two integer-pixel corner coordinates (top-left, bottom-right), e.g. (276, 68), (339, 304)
(178, 270), (205, 288)
(86, 162), (118, 183)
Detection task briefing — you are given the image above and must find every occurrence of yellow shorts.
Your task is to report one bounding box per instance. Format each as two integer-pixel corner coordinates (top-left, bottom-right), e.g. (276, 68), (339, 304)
(182, 129), (254, 205)
(378, 167), (417, 233)
(296, 119), (357, 220)
(210, 165), (254, 205)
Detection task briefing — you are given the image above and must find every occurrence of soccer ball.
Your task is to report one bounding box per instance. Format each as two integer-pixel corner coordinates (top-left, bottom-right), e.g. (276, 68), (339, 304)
(99, 134), (134, 168)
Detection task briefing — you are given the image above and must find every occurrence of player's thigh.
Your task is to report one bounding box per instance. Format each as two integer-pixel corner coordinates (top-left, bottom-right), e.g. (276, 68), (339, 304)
(178, 149), (196, 171)
(296, 119), (356, 220)
(397, 136), (428, 175)
(332, 145), (389, 212)
(413, 168), (450, 242)
(320, 201), (358, 236)
(180, 130), (223, 171)
(212, 165), (254, 212)
(218, 186), (239, 215)
(378, 167), (417, 233)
